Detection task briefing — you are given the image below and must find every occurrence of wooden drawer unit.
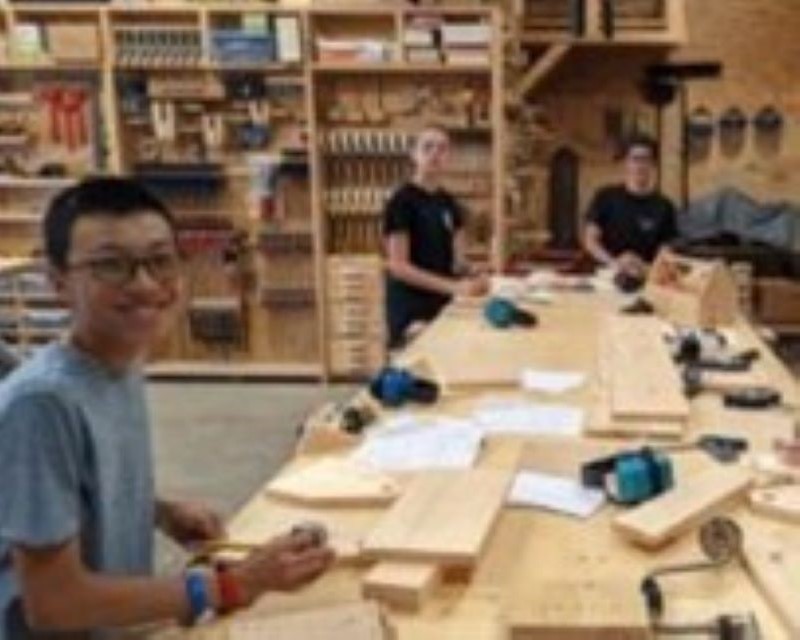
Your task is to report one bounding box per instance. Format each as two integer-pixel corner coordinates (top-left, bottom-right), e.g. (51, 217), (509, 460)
(329, 337), (385, 376)
(327, 256), (384, 302)
(326, 256), (385, 376)
(328, 300), (383, 336)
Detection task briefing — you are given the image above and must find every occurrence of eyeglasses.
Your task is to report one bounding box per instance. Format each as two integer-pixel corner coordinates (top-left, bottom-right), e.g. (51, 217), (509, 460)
(68, 252), (182, 286)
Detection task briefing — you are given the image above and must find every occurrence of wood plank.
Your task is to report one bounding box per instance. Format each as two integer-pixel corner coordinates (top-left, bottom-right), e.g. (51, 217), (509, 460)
(266, 457), (402, 507)
(590, 322), (686, 438)
(613, 465), (752, 548)
(363, 469), (512, 566)
(606, 316), (689, 421)
(507, 578), (650, 639)
(517, 437), (619, 477)
(749, 485), (800, 524)
(741, 533), (800, 638)
(363, 561), (440, 610)
(226, 602), (389, 640)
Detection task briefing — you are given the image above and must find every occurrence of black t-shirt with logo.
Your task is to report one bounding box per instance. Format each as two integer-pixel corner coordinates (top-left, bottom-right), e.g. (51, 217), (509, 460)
(586, 184), (677, 262)
(383, 182), (464, 347)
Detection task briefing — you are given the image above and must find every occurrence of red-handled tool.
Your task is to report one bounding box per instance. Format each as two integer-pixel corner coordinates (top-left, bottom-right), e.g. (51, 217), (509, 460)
(39, 86), (63, 144)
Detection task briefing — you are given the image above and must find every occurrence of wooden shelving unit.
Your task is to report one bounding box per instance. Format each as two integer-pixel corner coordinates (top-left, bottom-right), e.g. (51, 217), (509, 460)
(0, 260), (69, 360)
(0, 2), (504, 380)
(0, 0), (692, 377)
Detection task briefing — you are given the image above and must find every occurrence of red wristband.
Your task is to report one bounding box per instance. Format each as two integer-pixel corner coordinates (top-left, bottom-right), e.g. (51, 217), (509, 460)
(215, 563), (244, 614)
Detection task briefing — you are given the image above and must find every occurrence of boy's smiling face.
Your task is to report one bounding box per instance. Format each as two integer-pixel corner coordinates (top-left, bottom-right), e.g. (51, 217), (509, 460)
(52, 210), (184, 360)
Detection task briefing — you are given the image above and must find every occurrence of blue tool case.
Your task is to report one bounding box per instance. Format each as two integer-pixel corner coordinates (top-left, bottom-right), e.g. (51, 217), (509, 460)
(210, 30), (276, 64)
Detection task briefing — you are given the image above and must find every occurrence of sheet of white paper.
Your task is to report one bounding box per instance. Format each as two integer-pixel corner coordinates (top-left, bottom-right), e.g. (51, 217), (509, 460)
(508, 471), (606, 518)
(520, 369), (586, 394)
(351, 416), (483, 471)
(472, 400), (584, 436)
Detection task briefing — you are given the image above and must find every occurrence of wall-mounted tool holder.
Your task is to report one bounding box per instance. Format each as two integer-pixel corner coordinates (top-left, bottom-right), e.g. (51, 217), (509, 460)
(209, 15), (276, 67)
(0, 79), (99, 179)
(259, 229), (312, 254)
(133, 162), (226, 201)
(0, 264), (68, 360)
(260, 286), (315, 309)
(1, 3), (501, 379)
(114, 26), (203, 69)
(188, 296), (246, 352)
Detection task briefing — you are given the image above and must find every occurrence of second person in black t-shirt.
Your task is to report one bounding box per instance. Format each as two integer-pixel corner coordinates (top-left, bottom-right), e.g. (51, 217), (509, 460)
(582, 134), (677, 280)
(383, 124), (489, 348)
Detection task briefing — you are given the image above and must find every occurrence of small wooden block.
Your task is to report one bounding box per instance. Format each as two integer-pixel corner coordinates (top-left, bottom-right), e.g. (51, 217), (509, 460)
(362, 561), (440, 610)
(363, 469), (512, 566)
(741, 533), (800, 638)
(613, 465), (752, 549)
(227, 601), (389, 640)
(266, 457), (402, 507)
(749, 485), (800, 524)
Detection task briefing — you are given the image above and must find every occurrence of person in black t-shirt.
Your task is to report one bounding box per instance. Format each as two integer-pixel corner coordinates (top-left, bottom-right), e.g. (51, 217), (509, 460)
(383, 124), (488, 348)
(582, 135), (677, 280)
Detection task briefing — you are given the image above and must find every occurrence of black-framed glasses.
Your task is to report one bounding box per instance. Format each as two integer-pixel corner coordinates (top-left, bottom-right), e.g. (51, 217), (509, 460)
(68, 252), (182, 286)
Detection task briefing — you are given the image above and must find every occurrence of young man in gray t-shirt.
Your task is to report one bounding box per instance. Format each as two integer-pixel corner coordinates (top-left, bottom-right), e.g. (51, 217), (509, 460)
(0, 178), (333, 638)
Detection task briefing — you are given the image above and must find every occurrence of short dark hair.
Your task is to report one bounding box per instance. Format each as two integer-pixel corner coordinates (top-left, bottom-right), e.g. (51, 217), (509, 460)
(43, 177), (176, 270)
(622, 134), (659, 160)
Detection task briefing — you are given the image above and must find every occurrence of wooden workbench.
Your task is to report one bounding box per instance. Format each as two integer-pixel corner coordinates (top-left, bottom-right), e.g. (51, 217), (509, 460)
(153, 289), (800, 640)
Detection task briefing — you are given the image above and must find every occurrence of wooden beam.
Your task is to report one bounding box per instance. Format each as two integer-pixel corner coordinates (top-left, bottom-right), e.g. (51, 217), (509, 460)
(515, 44), (571, 101)
(613, 465), (752, 549)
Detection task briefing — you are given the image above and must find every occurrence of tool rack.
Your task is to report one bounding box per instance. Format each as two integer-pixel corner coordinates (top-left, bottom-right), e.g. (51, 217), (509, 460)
(0, 3), (503, 379)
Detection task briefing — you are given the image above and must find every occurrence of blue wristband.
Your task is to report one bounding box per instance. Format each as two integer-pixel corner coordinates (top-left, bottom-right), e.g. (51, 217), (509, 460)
(184, 570), (211, 625)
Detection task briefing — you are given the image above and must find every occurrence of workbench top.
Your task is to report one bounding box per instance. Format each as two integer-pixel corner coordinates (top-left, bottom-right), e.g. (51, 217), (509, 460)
(152, 288), (800, 640)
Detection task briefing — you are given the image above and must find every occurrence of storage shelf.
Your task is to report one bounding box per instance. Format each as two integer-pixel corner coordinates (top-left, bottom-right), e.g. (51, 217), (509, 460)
(0, 293), (58, 305)
(114, 61), (304, 72)
(312, 62), (491, 74)
(0, 176), (77, 189)
(0, 62), (101, 72)
(0, 214), (41, 225)
(520, 32), (682, 47)
(0, 1), (502, 379)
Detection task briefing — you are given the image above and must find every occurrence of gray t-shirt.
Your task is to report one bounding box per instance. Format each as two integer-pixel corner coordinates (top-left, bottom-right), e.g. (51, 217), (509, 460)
(0, 343), (155, 639)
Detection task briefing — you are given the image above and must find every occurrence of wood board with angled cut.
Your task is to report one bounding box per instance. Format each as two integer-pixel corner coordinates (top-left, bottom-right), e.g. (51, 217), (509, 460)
(362, 561), (441, 610)
(741, 532), (800, 638)
(363, 469), (512, 566)
(605, 316), (689, 421)
(613, 465), (752, 548)
(226, 601), (390, 640)
(266, 457), (402, 507)
(749, 485), (800, 524)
